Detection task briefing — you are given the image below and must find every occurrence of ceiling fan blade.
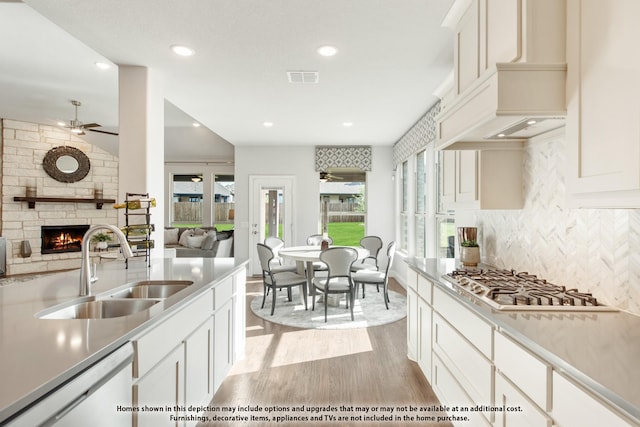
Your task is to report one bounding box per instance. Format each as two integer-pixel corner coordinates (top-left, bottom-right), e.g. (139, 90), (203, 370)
(87, 128), (119, 136)
(82, 123), (101, 128)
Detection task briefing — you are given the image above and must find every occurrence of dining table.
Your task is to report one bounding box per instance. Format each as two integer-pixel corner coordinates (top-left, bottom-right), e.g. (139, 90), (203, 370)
(278, 245), (369, 305)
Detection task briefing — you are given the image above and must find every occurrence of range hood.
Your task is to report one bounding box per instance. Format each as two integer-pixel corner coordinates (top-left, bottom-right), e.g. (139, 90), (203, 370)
(435, 62), (567, 150)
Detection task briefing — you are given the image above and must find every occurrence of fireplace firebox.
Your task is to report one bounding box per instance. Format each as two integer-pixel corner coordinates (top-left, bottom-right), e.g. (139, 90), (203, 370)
(41, 225), (90, 254)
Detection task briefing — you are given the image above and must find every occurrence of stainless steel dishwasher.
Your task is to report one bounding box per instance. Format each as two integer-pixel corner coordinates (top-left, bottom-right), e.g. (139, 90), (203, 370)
(5, 342), (134, 427)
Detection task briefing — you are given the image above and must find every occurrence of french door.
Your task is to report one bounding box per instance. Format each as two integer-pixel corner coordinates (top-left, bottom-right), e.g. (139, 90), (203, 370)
(248, 176), (295, 275)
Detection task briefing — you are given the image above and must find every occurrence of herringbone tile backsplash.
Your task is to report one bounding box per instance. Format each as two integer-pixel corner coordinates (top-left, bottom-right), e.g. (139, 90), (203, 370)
(475, 133), (640, 315)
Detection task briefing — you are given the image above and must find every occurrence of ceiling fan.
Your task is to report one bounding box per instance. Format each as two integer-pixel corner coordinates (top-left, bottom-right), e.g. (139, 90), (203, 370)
(64, 100), (118, 136)
(319, 171), (343, 182)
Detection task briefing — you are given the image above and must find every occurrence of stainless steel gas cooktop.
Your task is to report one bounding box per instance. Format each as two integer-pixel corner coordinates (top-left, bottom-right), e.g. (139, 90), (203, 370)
(442, 268), (617, 312)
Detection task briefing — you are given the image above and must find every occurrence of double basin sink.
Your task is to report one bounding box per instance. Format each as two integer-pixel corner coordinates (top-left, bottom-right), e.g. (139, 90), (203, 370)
(37, 280), (194, 320)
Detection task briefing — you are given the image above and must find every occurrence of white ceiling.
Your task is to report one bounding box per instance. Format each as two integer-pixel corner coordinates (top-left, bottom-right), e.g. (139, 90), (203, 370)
(1, 0), (454, 161)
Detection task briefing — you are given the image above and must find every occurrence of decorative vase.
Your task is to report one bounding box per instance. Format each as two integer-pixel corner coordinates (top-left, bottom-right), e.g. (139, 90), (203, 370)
(20, 240), (32, 258)
(460, 246), (480, 267)
(96, 241), (108, 250)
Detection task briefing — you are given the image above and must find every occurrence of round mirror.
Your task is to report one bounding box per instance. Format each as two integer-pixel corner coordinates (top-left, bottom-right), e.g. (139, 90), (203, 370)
(56, 155), (80, 174)
(43, 146), (90, 183)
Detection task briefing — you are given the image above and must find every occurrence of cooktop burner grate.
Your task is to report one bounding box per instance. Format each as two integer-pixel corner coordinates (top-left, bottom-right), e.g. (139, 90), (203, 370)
(443, 268), (614, 311)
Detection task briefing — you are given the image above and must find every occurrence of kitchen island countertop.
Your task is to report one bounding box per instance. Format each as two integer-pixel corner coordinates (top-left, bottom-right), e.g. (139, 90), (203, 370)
(0, 257), (247, 424)
(406, 258), (640, 424)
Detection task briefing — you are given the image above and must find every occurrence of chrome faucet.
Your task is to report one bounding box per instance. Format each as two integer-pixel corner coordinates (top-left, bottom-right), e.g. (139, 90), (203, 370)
(80, 224), (135, 296)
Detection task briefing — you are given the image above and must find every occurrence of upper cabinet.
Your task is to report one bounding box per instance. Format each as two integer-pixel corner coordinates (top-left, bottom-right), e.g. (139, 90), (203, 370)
(566, 0), (640, 208)
(436, 0), (567, 150)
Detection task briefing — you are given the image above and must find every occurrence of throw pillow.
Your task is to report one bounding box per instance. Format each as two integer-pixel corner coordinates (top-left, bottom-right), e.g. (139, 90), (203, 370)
(185, 235), (206, 248)
(178, 229), (194, 246)
(201, 234), (216, 250)
(164, 228), (179, 245)
(194, 228), (207, 236)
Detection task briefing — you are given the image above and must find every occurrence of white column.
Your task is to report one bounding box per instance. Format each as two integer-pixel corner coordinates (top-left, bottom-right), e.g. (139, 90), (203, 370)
(118, 66), (165, 256)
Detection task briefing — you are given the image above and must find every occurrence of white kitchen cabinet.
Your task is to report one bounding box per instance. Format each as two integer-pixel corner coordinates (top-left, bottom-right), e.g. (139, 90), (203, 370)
(494, 372), (551, 427)
(184, 318), (214, 412)
(416, 275), (433, 381)
(406, 268), (419, 361)
(134, 344), (184, 427)
(213, 299), (233, 392)
(552, 372), (635, 427)
(440, 149), (523, 210)
(566, 0), (640, 208)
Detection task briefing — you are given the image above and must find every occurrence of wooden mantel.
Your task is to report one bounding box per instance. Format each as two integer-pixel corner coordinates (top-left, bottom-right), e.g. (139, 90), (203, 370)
(13, 196), (116, 209)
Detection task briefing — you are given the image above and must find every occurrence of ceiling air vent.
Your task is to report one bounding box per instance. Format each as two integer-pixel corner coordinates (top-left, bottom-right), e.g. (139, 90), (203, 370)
(287, 71), (319, 84)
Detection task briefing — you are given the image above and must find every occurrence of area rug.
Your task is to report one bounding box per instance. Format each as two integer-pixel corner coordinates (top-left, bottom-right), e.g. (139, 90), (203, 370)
(250, 287), (406, 330)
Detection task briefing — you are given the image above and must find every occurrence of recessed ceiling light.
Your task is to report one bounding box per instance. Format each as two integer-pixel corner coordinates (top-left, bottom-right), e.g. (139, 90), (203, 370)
(497, 133), (506, 138)
(343, 122), (353, 127)
(171, 45), (195, 56)
(527, 120), (537, 125)
(192, 122), (201, 127)
(57, 121), (66, 127)
(317, 45), (338, 57)
(94, 62), (111, 70)
(263, 122), (274, 127)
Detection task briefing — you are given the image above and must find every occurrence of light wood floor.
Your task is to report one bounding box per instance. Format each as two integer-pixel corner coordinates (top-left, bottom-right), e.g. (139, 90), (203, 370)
(200, 277), (452, 427)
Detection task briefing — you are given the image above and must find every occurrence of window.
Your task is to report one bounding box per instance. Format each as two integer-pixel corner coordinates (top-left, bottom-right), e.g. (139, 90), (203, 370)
(319, 169), (366, 246)
(415, 150), (427, 257)
(435, 151), (454, 258)
(172, 174), (203, 227)
(399, 160), (409, 251)
(214, 175), (235, 231)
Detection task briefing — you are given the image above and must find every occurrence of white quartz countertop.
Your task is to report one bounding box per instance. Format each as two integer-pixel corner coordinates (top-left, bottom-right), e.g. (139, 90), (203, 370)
(406, 258), (640, 423)
(0, 257), (247, 424)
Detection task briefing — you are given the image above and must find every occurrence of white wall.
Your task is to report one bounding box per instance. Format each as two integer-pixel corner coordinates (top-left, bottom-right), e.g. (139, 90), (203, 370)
(234, 145), (396, 266)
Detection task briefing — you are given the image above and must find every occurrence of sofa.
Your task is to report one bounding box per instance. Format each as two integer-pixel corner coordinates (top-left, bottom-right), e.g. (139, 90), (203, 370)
(164, 227), (234, 258)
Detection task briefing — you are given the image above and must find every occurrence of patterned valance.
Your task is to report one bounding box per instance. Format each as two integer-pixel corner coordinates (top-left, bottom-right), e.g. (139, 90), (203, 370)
(315, 146), (372, 172)
(393, 101), (440, 164)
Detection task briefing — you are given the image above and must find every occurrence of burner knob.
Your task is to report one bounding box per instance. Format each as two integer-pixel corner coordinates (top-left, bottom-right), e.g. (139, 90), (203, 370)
(459, 277), (469, 285)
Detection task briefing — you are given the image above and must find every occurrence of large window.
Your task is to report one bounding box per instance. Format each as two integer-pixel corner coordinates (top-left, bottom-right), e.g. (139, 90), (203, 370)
(399, 160), (409, 251)
(414, 150), (427, 257)
(172, 174), (203, 227)
(319, 169), (366, 246)
(214, 174), (235, 231)
(436, 151), (454, 258)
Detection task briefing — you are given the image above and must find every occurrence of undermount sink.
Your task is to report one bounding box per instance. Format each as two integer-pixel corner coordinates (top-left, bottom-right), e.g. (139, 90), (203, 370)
(109, 280), (194, 299)
(38, 298), (160, 320)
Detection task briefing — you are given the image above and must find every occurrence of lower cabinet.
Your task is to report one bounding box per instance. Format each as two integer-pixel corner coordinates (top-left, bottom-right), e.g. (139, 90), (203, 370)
(131, 268), (245, 427)
(134, 345), (185, 427)
(406, 269), (419, 360)
(494, 373), (551, 427)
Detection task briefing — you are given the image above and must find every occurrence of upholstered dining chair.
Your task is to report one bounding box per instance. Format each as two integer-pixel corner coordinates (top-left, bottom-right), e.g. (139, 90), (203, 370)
(351, 235), (383, 273)
(312, 246), (358, 322)
(264, 236), (296, 273)
(257, 243), (308, 315)
(352, 241), (396, 309)
(306, 234), (333, 245)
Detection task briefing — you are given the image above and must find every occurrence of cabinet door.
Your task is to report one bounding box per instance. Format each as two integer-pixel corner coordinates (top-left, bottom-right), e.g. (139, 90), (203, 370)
(456, 0), (480, 95)
(213, 300), (233, 392)
(417, 297), (432, 382)
(134, 345), (184, 427)
(456, 150), (478, 204)
(440, 150), (457, 210)
(185, 317), (214, 410)
(406, 287), (418, 361)
(566, 0), (640, 206)
(495, 373), (552, 427)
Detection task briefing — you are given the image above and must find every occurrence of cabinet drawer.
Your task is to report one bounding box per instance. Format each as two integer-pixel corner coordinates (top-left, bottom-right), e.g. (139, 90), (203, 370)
(495, 372), (552, 427)
(494, 332), (550, 411)
(432, 353), (492, 427)
(417, 275), (432, 304)
(552, 372), (634, 427)
(213, 277), (233, 309)
(133, 289), (213, 378)
(433, 313), (493, 413)
(433, 286), (493, 357)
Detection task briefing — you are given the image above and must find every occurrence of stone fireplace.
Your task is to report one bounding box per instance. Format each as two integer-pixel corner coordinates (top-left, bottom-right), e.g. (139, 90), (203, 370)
(41, 225), (90, 254)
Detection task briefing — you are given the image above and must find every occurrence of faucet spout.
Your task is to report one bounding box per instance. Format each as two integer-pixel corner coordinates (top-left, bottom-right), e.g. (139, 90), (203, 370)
(80, 224), (135, 296)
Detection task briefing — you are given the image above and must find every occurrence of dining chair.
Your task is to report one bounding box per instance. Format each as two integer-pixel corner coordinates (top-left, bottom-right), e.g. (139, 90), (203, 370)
(264, 236), (296, 272)
(351, 235), (383, 273)
(306, 234), (333, 245)
(352, 241), (396, 309)
(312, 247), (358, 322)
(257, 243), (308, 315)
